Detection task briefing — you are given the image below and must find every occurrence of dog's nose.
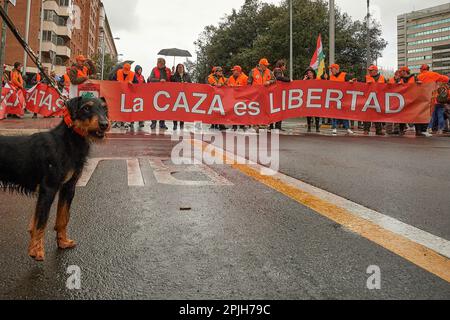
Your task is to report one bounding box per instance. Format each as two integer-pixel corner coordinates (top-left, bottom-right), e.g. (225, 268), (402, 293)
(99, 121), (109, 131)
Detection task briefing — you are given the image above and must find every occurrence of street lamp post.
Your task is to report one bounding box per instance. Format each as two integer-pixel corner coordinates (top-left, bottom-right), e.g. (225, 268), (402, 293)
(366, 0), (371, 68)
(289, 0), (293, 80)
(0, 0), (9, 94)
(329, 0), (335, 65)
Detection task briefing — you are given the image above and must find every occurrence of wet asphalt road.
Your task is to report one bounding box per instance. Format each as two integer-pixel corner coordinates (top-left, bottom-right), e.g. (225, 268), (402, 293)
(0, 132), (449, 299)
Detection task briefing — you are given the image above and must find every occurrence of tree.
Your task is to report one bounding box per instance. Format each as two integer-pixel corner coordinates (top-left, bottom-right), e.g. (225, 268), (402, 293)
(92, 53), (119, 80)
(193, 0), (387, 82)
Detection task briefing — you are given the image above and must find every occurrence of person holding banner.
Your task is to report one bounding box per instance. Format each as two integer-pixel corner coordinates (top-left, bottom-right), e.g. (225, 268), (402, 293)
(399, 66), (432, 137)
(149, 58), (171, 130)
(271, 60), (290, 131)
(362, 65), (386, 136)
(303, 67), (321, 133)
(171, 64), (192, 131)
(69, 55), (96, 85)
(248, 58), (276, 133)
(10, 62), (24, 91)
(208, 66), (227, 131)
(134, 65), (146, 129)
(227, 65), (248, 131)
(328, 64), (354, 136)
(112, 63), (138, 130)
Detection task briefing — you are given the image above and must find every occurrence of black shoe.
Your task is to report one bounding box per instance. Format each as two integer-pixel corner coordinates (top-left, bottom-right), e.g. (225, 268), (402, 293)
(316, 128), (321, 133)
(150, 123), (157, 130)
(160, 125), (169, 130)
(173, 124), (178, 131)
(307, 127), (312, 133)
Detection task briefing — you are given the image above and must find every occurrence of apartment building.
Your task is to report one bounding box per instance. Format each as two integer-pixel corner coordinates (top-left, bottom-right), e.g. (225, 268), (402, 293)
(397, 3), (450, 75)
(2, 0), (116, 78)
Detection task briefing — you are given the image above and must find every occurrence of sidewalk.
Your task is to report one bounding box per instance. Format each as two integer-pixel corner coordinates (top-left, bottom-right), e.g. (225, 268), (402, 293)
(0, 116), (447, 137)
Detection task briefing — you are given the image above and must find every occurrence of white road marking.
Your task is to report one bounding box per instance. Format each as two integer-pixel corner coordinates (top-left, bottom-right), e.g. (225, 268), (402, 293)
(191, 139), (450, 259)
(148, 157), (233, 186)
(77, 157), (232, 187)
(127, 159), (145, 186)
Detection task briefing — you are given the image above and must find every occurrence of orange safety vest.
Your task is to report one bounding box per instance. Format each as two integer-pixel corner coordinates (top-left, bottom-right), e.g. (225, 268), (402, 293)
(117, 69), (135, 83)
(63, 74), (71, 87)
(401, 75), (416, 84)
(208, 74), (227, 86)
(366, 74), (386, 83)
(417, 70), (449, 84)
(76, 66), (89, 78)
(388, 77), (400, 84)
(251, 68), (272, 85)
(329, 72), (347, 82)
(11, 69), (24, 89)
(227, 73), (248, 87)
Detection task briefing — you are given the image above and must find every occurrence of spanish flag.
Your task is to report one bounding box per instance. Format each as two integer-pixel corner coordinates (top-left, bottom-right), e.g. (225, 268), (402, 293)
(310, 34), (326, 78)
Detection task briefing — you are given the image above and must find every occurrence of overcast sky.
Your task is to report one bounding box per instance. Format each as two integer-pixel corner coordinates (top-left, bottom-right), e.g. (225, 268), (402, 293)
(102, 0), (450, 77)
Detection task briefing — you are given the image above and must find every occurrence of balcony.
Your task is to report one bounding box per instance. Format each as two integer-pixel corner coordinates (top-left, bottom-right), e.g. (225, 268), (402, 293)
(56, 45), (71, 58)
(43, 1), (71, 17)
(56, 25), (72, 38)
(41, 41), (57, 53)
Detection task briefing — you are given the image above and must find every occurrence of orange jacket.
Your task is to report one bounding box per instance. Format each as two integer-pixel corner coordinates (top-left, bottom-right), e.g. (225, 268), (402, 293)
(117, 69), (135, 83)
(208, 74), (227, 86)
(366, 74), (386, 83)
(417, 70), (449, 84)
(63, 74), (71, 87)
(249, 68), (274, 85)
(10, 69), (24, 89)
(329, 72), (347, 82)
(388, 77), (401, 84)
(227, 73), (248, 87)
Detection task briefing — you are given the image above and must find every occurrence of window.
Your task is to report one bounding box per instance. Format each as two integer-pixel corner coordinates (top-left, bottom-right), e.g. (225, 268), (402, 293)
(408, 26), (450, 39)
(409, 17), (450, 30)
(58, 0), (70, 7)
(408, 35), (450, 46)
(407, 55), (432, 62)
(408, 47), (432, 54)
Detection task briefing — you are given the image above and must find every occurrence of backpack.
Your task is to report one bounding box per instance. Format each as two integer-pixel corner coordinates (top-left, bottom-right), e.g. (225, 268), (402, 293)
(436, 84), (449, 104)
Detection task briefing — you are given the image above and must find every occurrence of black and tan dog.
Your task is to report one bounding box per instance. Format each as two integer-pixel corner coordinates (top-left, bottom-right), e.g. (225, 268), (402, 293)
(0, 96), (110, 261)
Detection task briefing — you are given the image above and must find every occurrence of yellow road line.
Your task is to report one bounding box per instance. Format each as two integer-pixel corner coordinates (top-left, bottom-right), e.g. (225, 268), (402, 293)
(192, 139), (450, 283)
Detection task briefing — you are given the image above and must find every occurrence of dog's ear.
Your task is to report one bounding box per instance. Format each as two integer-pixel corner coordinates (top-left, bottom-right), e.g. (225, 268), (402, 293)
(65, 97), (84, 116)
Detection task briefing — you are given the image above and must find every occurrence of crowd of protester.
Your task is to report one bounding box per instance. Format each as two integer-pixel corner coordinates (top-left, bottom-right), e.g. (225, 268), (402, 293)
(2, 55), (450, 137)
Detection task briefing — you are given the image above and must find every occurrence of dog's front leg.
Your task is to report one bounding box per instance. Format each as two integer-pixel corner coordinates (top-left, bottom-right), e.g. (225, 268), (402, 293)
(55, 173), (80, 250)
(29, 183), (58, 262)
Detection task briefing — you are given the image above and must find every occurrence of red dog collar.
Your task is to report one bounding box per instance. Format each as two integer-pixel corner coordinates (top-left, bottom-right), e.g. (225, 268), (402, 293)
(63, 108), (88, 137)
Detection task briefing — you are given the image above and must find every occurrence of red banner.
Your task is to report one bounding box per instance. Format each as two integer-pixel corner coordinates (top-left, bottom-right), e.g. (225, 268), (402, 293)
(80, 80), (435, 124)
(26, 83), (65, 117)
(1, 83), (26, 119)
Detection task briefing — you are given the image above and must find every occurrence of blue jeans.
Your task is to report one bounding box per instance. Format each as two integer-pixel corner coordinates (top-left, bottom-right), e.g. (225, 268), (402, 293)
(428, 104), (445, 130)
(331, 119), (350, 130)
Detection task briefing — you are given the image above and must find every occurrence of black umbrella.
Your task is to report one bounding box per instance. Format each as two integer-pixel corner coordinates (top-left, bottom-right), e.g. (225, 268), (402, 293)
(108, 60), (135, 80)
(158, 48), (192, 67)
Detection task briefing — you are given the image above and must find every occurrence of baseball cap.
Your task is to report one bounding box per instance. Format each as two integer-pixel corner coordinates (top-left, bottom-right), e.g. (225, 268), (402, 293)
(232, 66), (242, 72)
(329, 63), (340, 70)
(399, 66), (410, 73)
(76, 55), (87, 62)
(368, 65), (378, 72)
(259, 58), (270, 66)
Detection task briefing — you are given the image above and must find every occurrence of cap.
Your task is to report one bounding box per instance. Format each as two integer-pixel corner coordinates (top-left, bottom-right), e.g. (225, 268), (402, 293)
(123, 63), (131, 71)
(76, 55), (87, 62)
(399, 66), (410, 73)
(259, 58), (270, 66)
(420, 64), (430, 71)
(214, 66), (223, 72)
(232, 66), (242, 72)
(329, 63), (340, 70)
(368, 65), (378, 72)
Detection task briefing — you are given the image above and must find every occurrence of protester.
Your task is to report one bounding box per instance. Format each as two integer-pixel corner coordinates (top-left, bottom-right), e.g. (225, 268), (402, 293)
(171, 64), (192, 131)
(303, 67), (321, 133)
(362, 65), (385, 136)
(58, 67), (71, 92)
(399, 66), (431, 137)
(207, 66), (227, 130)
(227, 65), (248, 131)
(69, 55), (96, 85)
(417, 64), (450, 135)
(1, 64), (9, 86)
(10, 62), (24, 90)
(271, 60), (290, 131)
(112, 63), (138, 130)
(327, 64), (354, 136)
(134, 65), (146, 129)
(248, 58), (276, 132)
(148, 58), (171, 130)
